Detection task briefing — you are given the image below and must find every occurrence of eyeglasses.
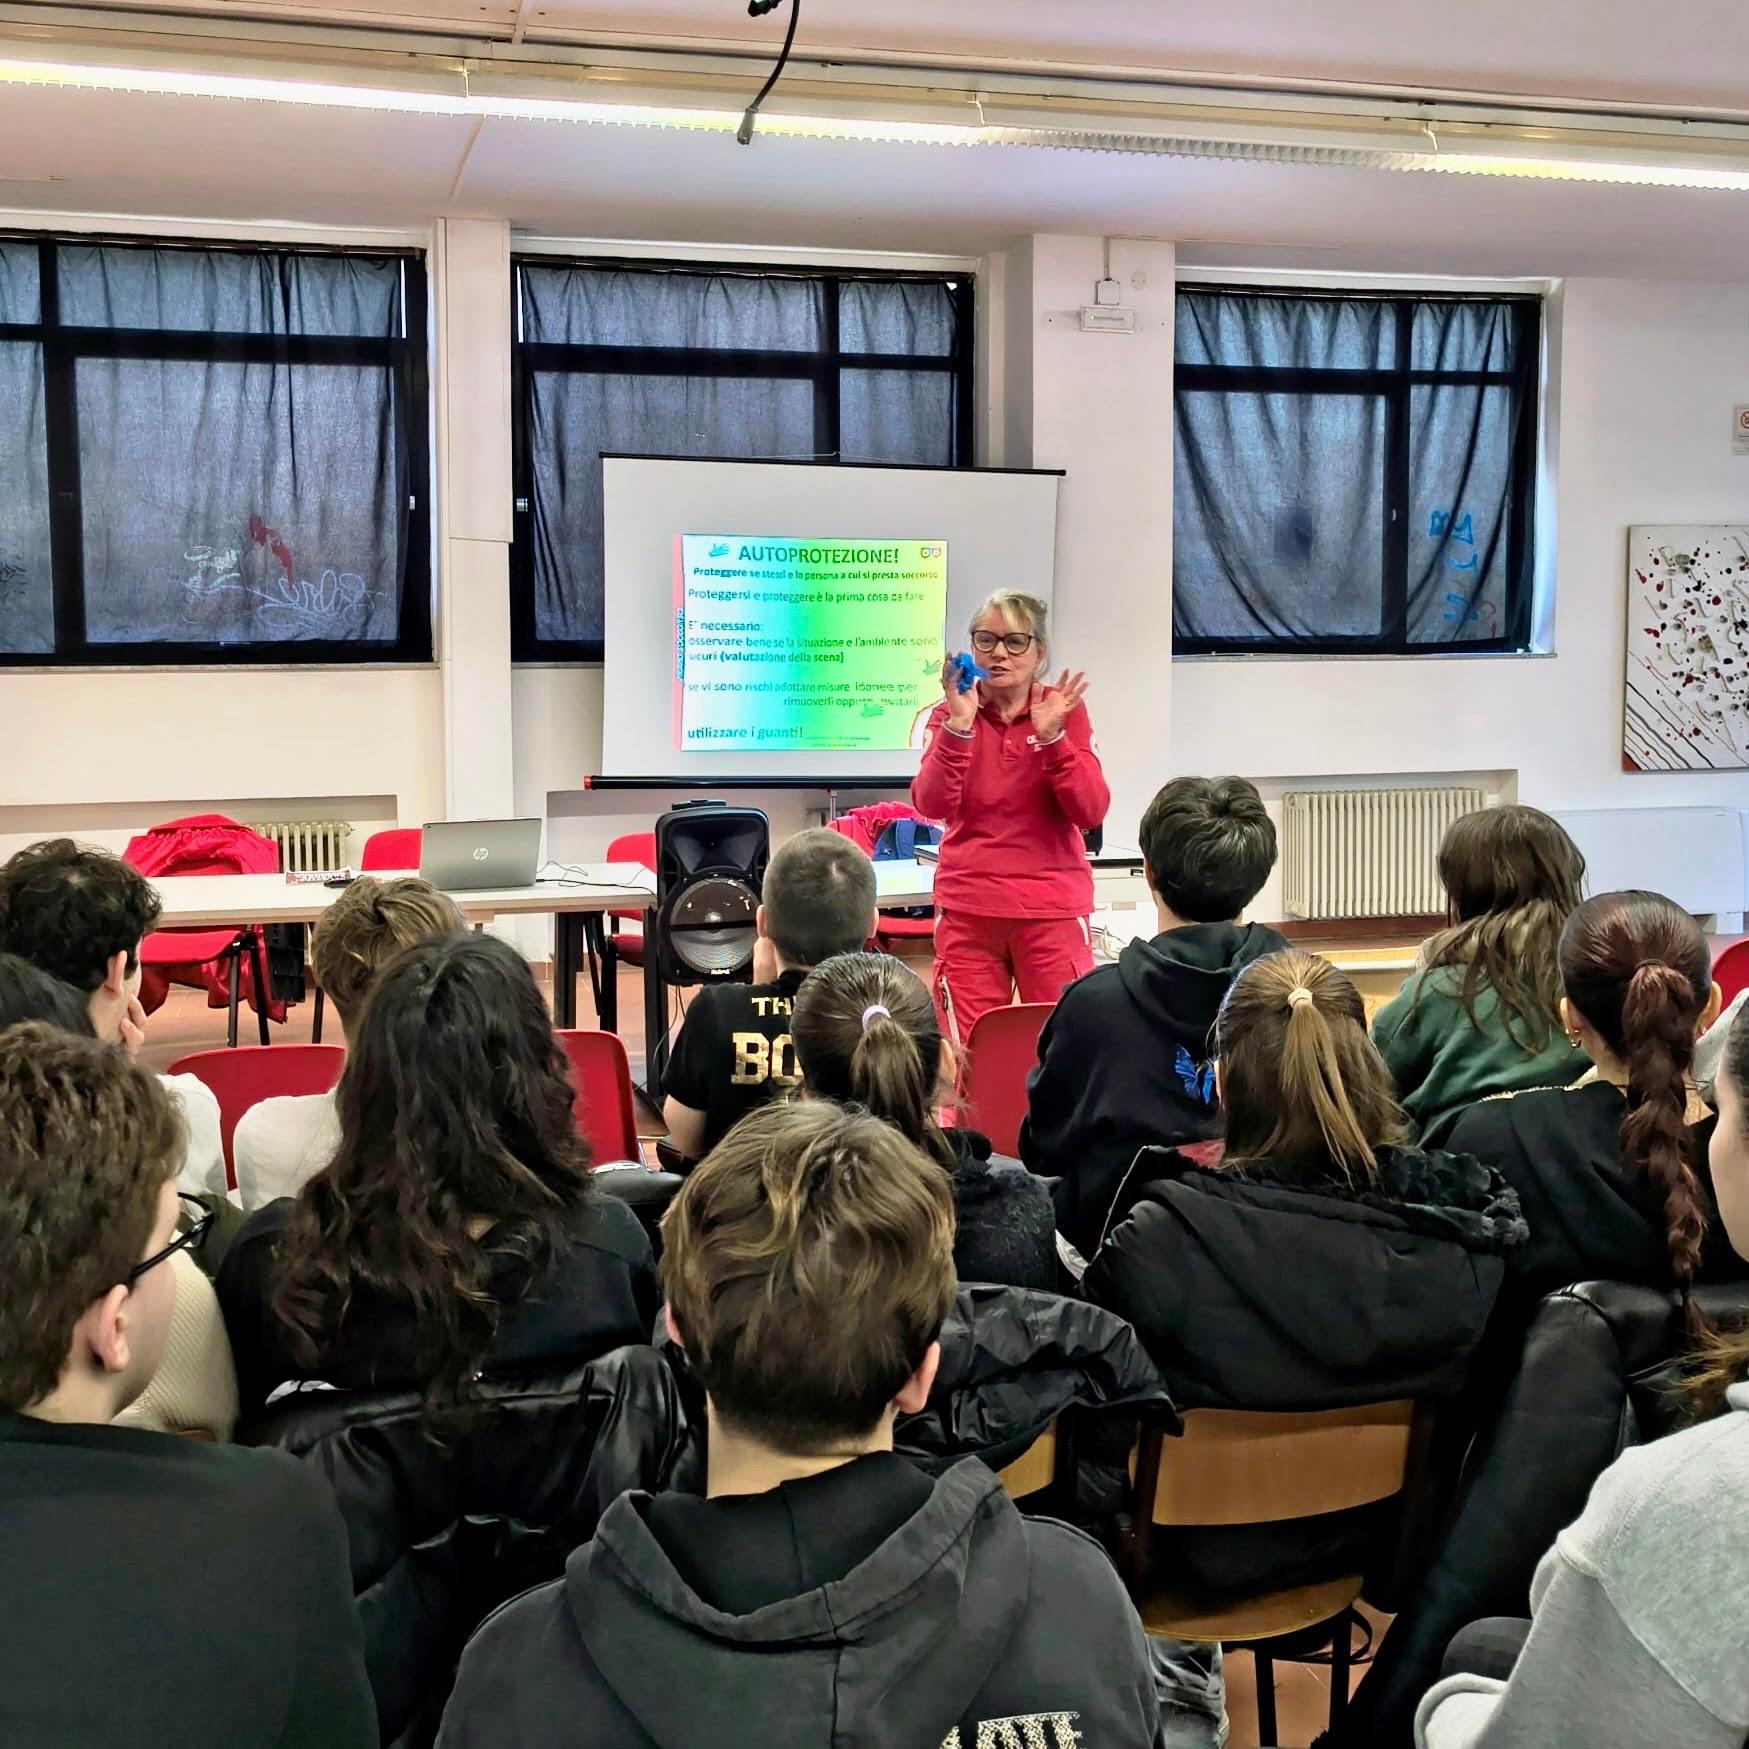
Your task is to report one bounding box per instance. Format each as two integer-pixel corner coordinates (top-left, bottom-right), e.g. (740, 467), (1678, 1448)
(125, 1194), (215, 1287)
(970, 630), (1037, 656)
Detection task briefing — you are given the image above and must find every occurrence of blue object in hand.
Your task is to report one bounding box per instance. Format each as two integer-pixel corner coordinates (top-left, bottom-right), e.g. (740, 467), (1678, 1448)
(949, 650), (988, 695)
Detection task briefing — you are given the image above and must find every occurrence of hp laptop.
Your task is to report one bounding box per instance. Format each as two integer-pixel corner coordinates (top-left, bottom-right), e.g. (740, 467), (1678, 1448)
(419, 818), (542, 892)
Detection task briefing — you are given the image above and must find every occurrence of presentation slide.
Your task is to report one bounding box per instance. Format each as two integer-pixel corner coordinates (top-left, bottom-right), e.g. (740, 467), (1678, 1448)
(601, 457), (1062, 782)
(675, 535), (948, 752)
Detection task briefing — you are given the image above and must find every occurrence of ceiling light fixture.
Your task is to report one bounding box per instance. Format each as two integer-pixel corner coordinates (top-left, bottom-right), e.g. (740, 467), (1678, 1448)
(3, 44), (1749, 191)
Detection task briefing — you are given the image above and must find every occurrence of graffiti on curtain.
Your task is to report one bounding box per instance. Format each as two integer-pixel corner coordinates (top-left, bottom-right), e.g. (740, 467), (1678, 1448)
(178, 513), (385, 635)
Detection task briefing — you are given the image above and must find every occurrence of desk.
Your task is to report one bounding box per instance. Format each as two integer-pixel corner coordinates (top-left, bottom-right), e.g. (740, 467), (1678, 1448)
(149, 865), (657, 1032)
(874, 845), (1148, 910)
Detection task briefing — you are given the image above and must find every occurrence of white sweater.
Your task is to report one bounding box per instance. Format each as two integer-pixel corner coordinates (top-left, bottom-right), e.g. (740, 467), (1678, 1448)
(232, 1089), (341, 1212)
(163, 1072), (226, 1201)
(1418, 1384), (1749, 1749)
(114, 1249), (240, 1441)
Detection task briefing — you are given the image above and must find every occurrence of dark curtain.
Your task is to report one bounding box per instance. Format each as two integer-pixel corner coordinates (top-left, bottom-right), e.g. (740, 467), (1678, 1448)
(516, 264), (967, 650)
(65, 247), (406, 648)
(0, 242), (50, 654)
(1174, 288), (1536, 652)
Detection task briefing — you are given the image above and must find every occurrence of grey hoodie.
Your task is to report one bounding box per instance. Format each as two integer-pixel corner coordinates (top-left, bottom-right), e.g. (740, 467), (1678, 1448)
(1417, 1383), (1749, 1749)
(438, 1454), (1164, 1749)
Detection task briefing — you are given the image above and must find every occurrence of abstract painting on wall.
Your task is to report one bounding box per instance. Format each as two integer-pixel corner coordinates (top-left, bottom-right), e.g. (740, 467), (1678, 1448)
(1624, 525), (1749, 772)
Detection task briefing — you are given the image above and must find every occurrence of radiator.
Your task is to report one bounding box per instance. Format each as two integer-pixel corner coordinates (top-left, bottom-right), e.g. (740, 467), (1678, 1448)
(1281, 788), (1487, 921)
(252, 819), (355, 874)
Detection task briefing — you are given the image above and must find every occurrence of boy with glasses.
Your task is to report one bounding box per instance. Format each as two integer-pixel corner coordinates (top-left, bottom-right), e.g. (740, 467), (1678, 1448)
(0, 1023), (374, 1748)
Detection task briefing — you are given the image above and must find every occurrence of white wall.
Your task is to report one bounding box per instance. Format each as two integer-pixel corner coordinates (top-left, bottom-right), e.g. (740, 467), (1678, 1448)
(1169, 277), (1749, 871)
(1004, 235), (1177, 844)
(8, 213), (1749, 939)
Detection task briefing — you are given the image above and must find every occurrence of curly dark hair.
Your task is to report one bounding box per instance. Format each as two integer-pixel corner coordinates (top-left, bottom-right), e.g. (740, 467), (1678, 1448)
(0, 1023), (181, 1410)
(270, 932), (594, 1428)
(1560, 891), (1712, 1294)
(0, 839), (161, 993)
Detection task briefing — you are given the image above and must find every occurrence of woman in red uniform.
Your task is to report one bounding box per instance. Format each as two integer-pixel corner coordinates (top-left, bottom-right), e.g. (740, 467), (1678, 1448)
(912, 590), (1109, 1045)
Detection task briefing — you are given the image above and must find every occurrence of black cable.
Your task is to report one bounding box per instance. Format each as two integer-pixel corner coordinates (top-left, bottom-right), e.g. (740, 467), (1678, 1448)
(737, 0), (801, 146)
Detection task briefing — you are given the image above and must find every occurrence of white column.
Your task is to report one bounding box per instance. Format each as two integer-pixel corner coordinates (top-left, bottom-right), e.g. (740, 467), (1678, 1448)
(1006, 235), (1177, 846)
(432, 218), (516, 823)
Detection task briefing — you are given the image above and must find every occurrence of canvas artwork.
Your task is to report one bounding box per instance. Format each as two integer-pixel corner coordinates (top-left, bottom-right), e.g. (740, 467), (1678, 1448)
(1623, 525), (1749, 772)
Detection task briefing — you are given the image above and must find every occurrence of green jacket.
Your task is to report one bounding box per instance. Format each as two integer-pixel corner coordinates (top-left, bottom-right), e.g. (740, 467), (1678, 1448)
(1372, 964), (1590, 1138)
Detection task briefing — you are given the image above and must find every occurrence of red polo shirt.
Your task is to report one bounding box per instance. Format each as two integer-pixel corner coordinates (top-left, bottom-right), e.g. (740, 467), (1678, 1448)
(911, 690), (1109, 919)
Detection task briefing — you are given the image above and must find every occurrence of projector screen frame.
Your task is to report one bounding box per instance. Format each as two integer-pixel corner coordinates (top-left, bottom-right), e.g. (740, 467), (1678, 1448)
(597, 455), (1067, 786)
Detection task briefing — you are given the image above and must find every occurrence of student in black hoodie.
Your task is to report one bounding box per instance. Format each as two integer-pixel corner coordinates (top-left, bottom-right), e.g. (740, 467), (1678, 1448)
(1083, 951), (1524, 1591)
(790, 951), (1058, 1289)
(1022, 774), (1288, 1257)
(438, 1099), (1166, 1749)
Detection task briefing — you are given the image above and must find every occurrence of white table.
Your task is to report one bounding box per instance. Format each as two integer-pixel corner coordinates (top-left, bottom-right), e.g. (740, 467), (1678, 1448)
(149, 864), (658, 1032)
(874, 845), (1148, 910)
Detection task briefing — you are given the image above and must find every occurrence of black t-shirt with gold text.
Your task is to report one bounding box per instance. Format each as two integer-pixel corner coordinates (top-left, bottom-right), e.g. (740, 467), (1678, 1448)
(663, 969), (805, 1157)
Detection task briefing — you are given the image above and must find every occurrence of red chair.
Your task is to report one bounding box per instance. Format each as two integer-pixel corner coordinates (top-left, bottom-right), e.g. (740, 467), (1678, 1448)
(601, 832), (656, 967)
(311, 828), (426, 1043)
(125, 814), (285, 1048)
(166, 1044), (346, 1191)
(826, 805), (938, 954)
(556, 1029), (644, 1164)
(361, 827), (423, 872)
(1716, 940), (1749, 1007)
(961, 1002), (1055, 1157)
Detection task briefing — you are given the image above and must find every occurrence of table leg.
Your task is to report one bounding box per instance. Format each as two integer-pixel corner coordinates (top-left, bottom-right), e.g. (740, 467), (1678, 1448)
(642, 907), (668, 1102)
(585, 914), (618, 1034)
(553, 912), (579, 1029)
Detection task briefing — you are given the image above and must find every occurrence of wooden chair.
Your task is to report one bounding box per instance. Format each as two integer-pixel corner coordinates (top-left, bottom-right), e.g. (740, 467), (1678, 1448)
(1122, 1402), (1421, 1745)
(995, 1421), (1058, 1501)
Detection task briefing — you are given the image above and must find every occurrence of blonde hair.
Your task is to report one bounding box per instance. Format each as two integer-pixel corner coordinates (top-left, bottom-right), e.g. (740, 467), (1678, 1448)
(1216, 950), (1410, 1184)
(971, 591), (1049, 659)
(660, 1099), (955, 1454)
(310, 876), (465, 1024)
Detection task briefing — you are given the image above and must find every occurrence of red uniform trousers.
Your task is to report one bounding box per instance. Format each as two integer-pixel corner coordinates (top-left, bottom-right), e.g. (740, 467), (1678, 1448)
(931, 909), (1094, 1047)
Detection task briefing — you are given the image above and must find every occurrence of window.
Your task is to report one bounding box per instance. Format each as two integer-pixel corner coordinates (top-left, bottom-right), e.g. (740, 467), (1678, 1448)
(511, 259), (974, 659)
(1173, 286), (1540, 655)
(0, 235), (430, 666)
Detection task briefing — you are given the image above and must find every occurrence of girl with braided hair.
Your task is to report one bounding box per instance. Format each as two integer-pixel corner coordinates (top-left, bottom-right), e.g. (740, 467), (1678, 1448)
(1446, 890), (1743, 1325)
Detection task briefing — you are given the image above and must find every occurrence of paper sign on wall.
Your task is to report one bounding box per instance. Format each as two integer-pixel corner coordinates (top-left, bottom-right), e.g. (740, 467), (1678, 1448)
(1734, 406), (1749, 454)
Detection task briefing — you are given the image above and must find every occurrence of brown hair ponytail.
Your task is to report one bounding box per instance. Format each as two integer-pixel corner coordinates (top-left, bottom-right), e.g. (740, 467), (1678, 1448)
(791, 953), (956, 1169)
(1216, 950), (1410, 1184)
(1559, 891), (1713, 1293)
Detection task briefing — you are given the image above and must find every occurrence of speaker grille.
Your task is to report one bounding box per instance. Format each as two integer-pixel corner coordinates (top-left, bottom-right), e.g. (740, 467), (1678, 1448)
(667, 876), (758, 977)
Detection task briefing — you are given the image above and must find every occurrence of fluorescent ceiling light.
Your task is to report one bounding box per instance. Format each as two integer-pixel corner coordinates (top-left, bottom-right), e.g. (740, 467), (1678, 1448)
(4, 48), (1749, 189)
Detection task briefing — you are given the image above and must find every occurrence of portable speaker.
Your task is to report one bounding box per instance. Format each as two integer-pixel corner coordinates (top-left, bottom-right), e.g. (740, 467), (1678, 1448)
(652, 804), (770, 988)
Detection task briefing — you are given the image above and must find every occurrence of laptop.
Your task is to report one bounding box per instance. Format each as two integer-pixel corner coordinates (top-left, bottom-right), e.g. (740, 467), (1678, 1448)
(419, 818), (542, 892)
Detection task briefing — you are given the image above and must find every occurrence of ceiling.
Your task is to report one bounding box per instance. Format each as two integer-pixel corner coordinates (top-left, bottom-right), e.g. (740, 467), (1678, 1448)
(5, 1), (1749, 277)
(33, 0), (1749, 113)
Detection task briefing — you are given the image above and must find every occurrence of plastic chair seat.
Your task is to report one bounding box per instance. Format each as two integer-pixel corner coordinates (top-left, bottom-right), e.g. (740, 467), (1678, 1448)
(875, 913), (936, 943)
(962, 1002), (1054, 1156)
(139, 926), (247, 965)
(166, 1044), (347, 1190)
(556, 1029), (643, 1164)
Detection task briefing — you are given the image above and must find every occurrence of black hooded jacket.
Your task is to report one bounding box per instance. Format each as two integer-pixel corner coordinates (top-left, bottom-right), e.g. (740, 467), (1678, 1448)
(1083, 1145), (1526, 1413)
(1081, 1145), (1525, 1595)
(436, 1455), (1161, 1749)
(1020, 922), (1290, 1256)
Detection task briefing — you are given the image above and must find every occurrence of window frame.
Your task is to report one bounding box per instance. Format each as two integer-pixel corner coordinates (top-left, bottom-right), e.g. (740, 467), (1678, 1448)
(1172, 284), (1542, 658)
(0, 230), (433, 669)
(508, 253), (976, 663)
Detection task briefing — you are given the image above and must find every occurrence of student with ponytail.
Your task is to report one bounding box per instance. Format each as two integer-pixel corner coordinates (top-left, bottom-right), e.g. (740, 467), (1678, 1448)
(1415, 1000), (1749, 1749)
(1084, 949), (1524, 1422)
(789, 953), (1058, 1290)
(1444, 890), (1741, 1321)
